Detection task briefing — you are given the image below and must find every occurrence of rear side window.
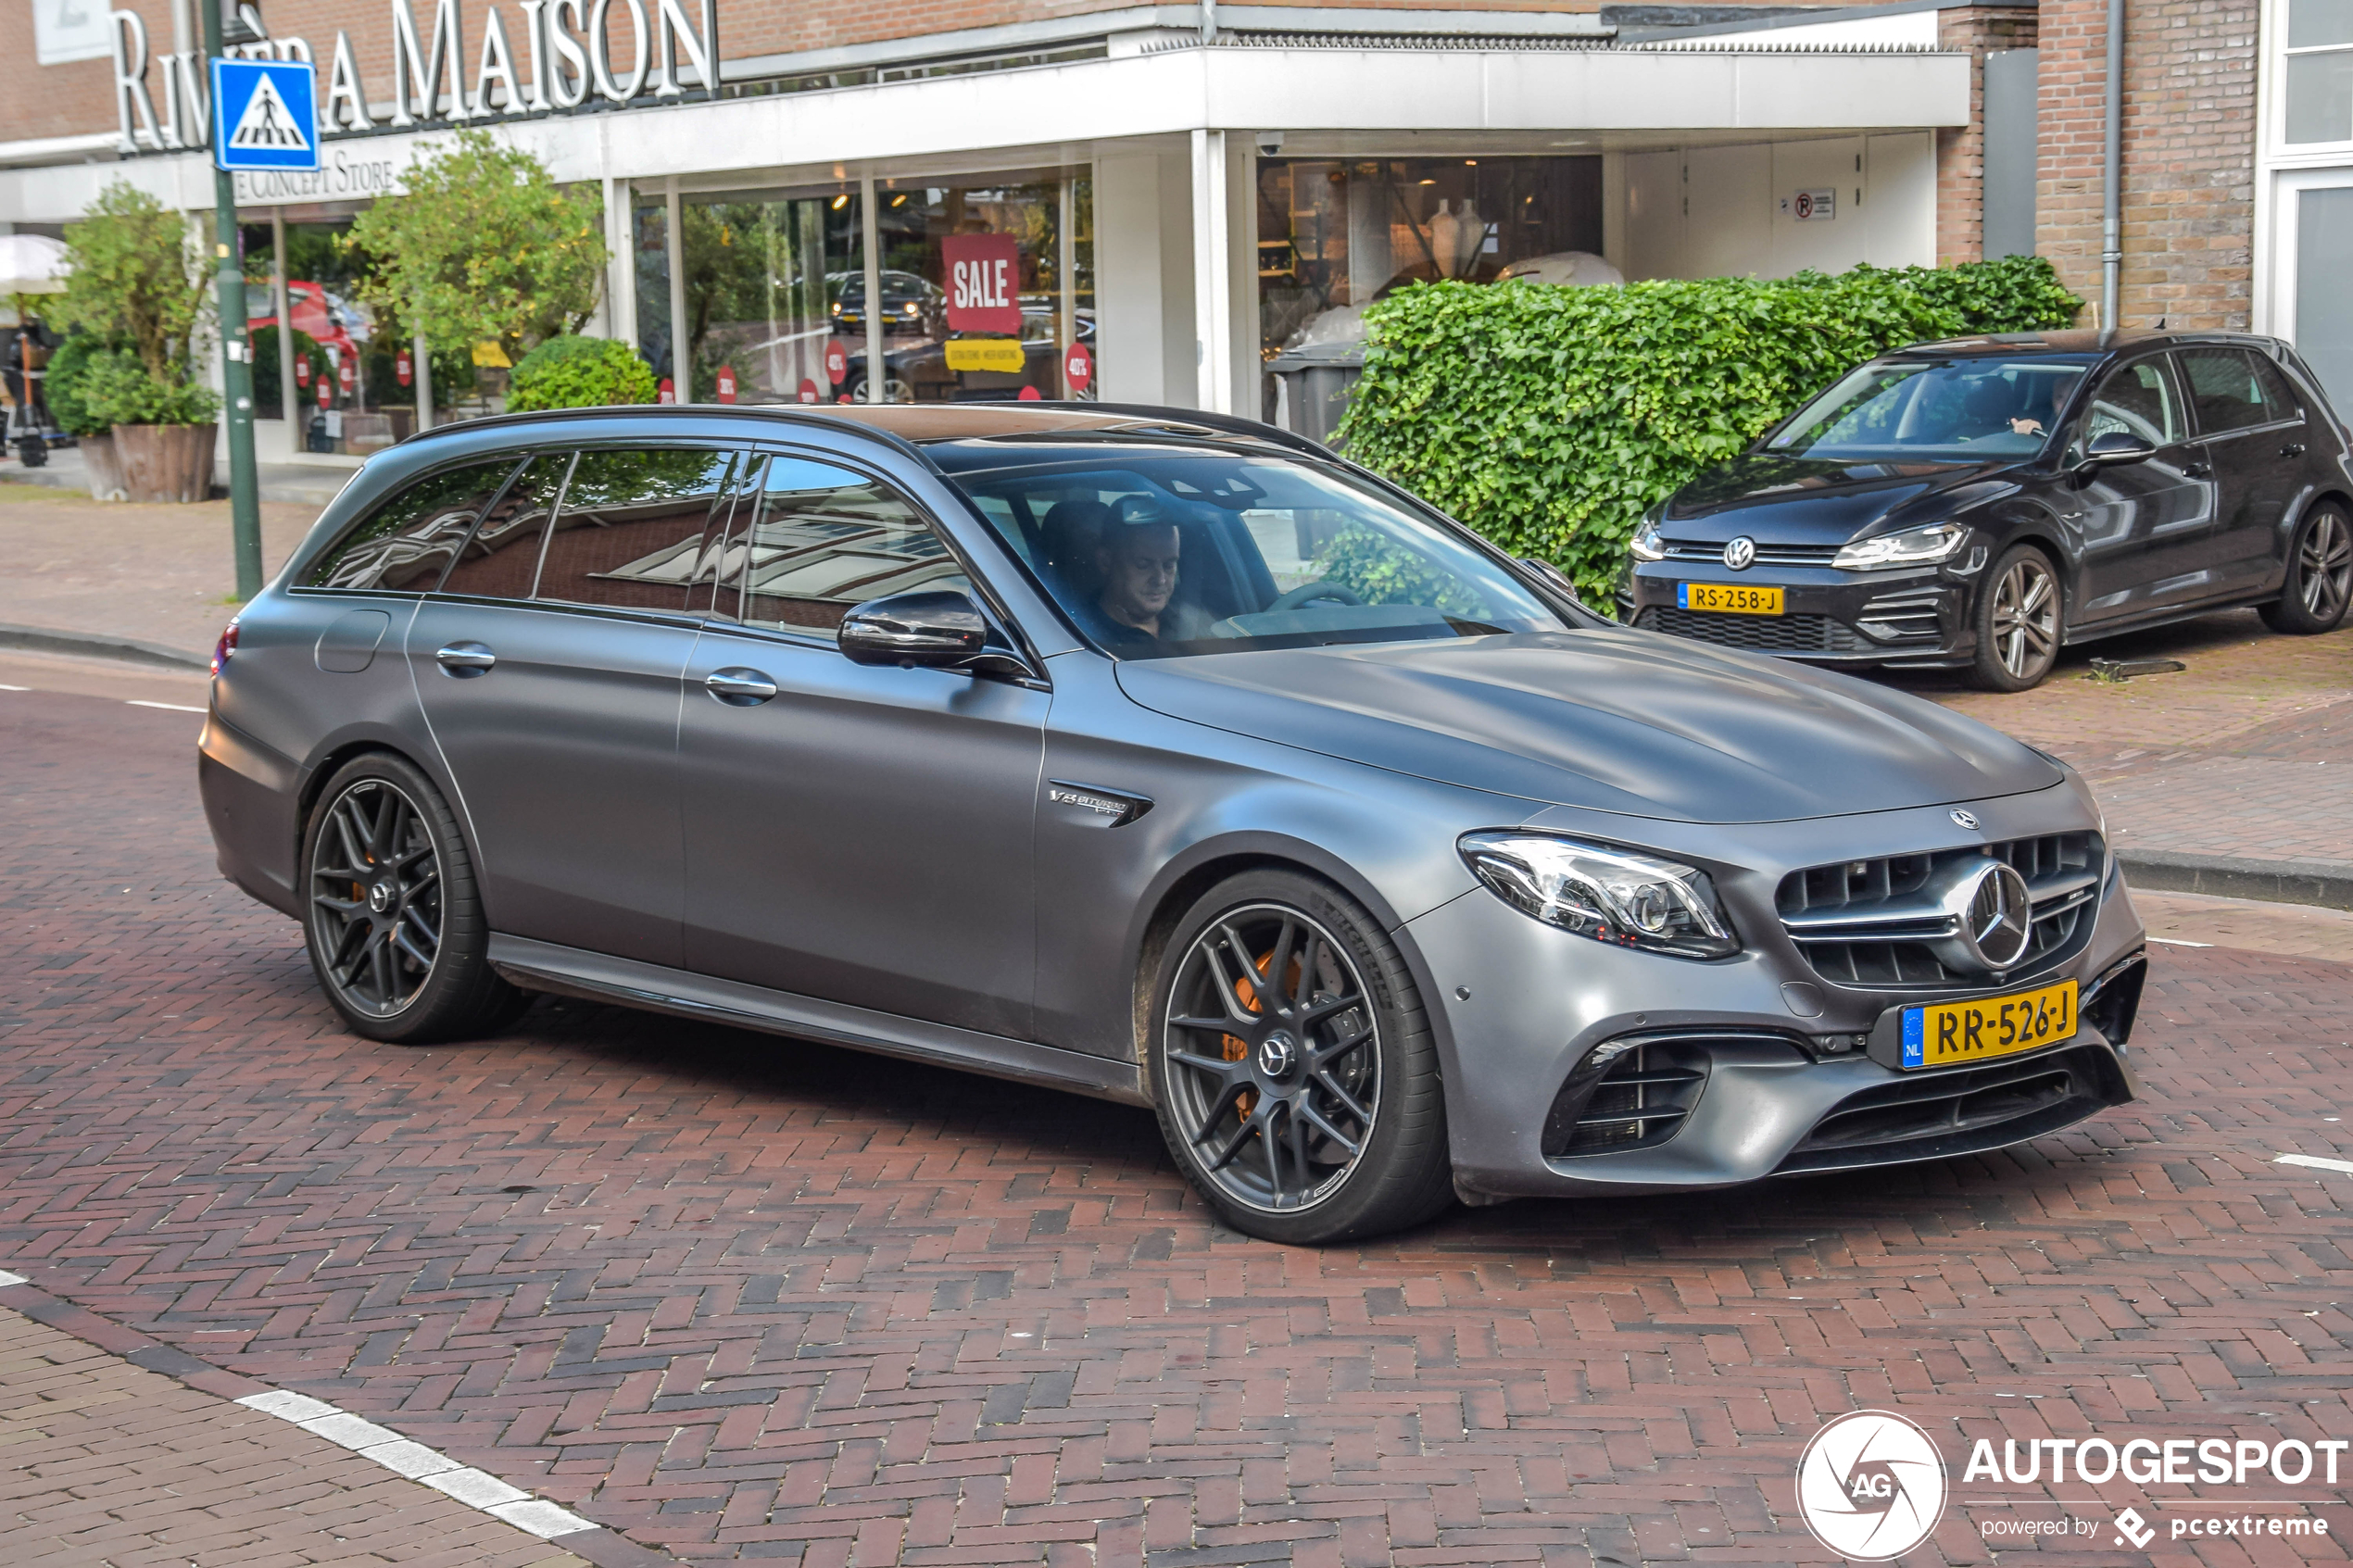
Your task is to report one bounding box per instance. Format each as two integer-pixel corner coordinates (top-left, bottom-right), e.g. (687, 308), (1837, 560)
(535, 448), (740, 614)
(2177, 347), (2281, 434)
(729, 456), (970, 634)
(2248, 352), (2304, 423)
(302, 458), (522, 591)
(437, 453), (573, 601)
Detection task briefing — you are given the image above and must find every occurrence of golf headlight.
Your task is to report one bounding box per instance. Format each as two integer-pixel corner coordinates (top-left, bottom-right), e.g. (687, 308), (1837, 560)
(1832, 522), (1968, 571)
(1629, 520), (1667, 562)
(1459, 833), (1740, 960)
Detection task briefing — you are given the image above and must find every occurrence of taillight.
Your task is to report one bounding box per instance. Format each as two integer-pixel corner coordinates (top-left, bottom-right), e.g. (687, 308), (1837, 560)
(212, 621), (240, 676)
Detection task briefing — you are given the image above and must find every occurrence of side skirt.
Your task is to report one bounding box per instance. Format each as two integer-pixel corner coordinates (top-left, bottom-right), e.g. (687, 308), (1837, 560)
(487, 935), (1151, 1107)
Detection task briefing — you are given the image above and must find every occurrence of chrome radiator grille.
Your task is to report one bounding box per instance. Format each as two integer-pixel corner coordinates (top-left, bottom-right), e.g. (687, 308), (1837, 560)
(1775, 833), (2105, 987)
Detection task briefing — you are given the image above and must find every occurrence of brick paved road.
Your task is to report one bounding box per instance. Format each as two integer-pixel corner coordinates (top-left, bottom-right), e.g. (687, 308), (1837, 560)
(5, 689), (2353, 1566)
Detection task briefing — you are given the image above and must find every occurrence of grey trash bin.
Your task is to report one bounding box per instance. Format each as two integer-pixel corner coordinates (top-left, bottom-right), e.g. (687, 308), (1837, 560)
(1266, 341), (1365, 446)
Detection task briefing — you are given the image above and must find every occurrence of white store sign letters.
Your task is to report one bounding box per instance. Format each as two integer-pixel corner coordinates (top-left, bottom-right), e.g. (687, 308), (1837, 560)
(107, 0), (721, 156)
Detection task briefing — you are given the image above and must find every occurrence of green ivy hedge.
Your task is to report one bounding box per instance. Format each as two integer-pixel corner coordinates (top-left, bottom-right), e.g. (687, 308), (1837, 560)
(1336, 257), (2082, 601)
(508, 334), (657, 411)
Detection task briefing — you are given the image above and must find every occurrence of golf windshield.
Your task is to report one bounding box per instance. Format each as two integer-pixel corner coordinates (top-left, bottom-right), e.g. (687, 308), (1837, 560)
(1768, 357), (2095, 459)
(937, 449), (1567, 658)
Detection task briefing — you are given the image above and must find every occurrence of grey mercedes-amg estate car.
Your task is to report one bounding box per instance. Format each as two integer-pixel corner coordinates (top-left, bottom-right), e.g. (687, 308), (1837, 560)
(199, 403), (2148, 1244)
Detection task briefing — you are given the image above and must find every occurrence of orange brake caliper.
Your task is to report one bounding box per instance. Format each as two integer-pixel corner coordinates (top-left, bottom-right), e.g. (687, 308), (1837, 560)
(1222, 949), (1304, 1121)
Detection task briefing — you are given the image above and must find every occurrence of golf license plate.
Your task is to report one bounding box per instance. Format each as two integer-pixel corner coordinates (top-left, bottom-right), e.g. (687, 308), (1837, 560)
(1678, 582), (1784, 616)
(1900, 979), (2078, 1069)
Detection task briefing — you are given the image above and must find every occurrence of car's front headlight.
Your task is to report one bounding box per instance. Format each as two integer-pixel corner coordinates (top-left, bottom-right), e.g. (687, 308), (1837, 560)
(1629, 520), (1667, 562)
(1832, 521), (1969, 571)
(1459, 833), (1740, 960)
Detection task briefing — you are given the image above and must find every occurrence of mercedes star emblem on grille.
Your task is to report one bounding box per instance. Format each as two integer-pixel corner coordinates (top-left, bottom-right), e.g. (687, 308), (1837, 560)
(1959, 861), (2034, 971)
(1950, 809), (1980, 830)
(1722, 536), (1756, 571)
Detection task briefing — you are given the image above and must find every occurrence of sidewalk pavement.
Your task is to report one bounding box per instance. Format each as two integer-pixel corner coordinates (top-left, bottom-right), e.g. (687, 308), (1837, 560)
(0, 1272), (670, 1568)
(1, 442), (360, 508)
(3, 477), (2347, 905)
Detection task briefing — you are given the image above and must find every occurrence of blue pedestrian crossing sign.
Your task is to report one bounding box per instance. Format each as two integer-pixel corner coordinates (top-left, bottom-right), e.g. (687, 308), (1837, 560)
(210, 58), (318, 172)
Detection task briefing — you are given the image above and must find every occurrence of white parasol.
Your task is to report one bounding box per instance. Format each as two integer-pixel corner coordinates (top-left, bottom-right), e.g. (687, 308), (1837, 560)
(0, 233), (70, 295)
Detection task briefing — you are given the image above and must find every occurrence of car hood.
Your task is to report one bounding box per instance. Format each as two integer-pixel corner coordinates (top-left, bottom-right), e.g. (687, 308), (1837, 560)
(1661, 453), (2015, 541)
(1114, 630), (2061, 822)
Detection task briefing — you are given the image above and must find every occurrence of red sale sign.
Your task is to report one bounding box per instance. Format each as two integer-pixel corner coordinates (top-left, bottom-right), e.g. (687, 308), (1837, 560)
(315, 375), (332, 407)
(823, 339), (848, 385)
(942, 232), (1022, 334)
(657, 377), (675, 405)
(338, 358), (356, 391)
(798, 378), (819, 405)
(395, 349), (411, 386)
(294, 355), (310, 386)
(1017, 384), (1041, 400)
(715, 366), (737, 403)
(1063, 341), (1092, 393)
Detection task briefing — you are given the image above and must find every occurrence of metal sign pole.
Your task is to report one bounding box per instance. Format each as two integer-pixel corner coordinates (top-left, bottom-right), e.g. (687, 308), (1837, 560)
(203, 3), (263, 601)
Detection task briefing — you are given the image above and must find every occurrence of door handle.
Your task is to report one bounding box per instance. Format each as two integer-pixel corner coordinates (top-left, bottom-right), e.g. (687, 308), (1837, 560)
(2283, 442), (2307, 458)
(705, 667), (778, 705)
(434, 641), (496, 676)
(2183, 459), (2213, 480)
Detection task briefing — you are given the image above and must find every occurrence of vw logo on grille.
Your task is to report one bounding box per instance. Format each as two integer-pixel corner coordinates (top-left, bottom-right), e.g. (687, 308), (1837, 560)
(1949, 809), (1979, 830)
(1957, 861), (2032, 972)
(1722, 536), (1757, 571)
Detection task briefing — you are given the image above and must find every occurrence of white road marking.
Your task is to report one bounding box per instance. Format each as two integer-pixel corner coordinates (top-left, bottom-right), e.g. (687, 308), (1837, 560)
(0, 684), (29, 691)
(2150, 937), (2212, 947)
(0, 1270), (26, 1286)
(125, 700), (208, 713)
(2276, 1153), (2353, 1176)
(233, 1388), (595, 1537)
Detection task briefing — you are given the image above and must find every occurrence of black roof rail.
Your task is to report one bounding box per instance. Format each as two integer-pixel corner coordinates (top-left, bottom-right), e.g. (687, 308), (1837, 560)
(390, 401), (935, 470)
(1028, 401), (1337, 459)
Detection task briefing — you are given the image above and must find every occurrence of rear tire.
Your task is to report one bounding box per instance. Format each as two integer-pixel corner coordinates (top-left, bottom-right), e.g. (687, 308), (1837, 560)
(2259, 502), (2352, 634)
(300, 752), (526, 1045)
(1147, 870), (1453, 1245)
(1968, 544), (2063, 691)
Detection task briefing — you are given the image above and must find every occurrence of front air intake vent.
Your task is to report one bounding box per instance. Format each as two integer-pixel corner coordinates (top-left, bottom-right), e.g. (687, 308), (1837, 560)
(1541, 1035), (1712, 1157)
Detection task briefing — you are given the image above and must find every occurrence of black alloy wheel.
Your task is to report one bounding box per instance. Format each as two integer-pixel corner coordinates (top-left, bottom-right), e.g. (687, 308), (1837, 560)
(2261, 503), (2353, 634)
(1969, 544), (2063, 691)
(301, 753), (526, 1044)
(1150, 872), (1452, 1244)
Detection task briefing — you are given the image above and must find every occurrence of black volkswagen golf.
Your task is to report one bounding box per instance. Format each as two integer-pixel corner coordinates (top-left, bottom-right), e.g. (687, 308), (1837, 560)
(1620, 330), (2353, 689)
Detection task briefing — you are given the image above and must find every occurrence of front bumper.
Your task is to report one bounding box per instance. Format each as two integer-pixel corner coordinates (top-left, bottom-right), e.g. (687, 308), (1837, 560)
(1618, 560), (1972, 666)
(1406, 791), (2145, 1199)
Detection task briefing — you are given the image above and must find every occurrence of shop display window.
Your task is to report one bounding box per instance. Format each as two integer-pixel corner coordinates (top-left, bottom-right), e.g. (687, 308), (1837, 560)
(866, 174), (1096, 403)
(678, 187), (865, 405)
(1256, 156), (1604, 358)
(242, 214), (418, 454)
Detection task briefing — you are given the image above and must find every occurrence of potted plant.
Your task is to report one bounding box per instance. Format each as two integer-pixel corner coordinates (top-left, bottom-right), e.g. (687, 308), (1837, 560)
(48, 182), (218, 503)
(42, 333), (131, 499)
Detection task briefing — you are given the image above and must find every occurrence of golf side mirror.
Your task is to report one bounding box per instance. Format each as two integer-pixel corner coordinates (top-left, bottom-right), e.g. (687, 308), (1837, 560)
(2074, 430), (2158, 479)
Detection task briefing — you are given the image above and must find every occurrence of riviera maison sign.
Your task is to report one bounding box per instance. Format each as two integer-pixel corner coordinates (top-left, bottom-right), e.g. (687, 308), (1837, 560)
(107, 0), (721, 155)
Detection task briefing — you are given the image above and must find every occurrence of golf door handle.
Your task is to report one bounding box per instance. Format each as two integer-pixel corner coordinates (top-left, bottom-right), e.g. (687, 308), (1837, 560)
(705, 667), (778, 705)
(2283, 442), (2307, 458)
(434, 641), (497, 675)
(2183, 459), (2213, 479)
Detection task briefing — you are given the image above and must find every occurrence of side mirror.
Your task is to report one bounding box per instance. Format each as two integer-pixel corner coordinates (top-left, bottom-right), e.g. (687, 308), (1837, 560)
(837, 588), (1035, 680)
(1518, 556), (1586, 607)
(2074, 430), (2158, 479)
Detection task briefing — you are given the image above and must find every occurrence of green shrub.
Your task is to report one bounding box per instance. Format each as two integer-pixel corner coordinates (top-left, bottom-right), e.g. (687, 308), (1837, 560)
(49, 182), (209, 387)
(508, 334), (657, 411)
(76, 346), (220, 427)
(1337, 257), (2082, 602)
(44, 333), (120, 438)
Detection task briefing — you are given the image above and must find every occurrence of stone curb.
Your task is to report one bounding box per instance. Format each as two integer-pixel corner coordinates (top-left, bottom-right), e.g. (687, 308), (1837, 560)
(0, 621), (211, 671)
(2120, 848), (2353, 913)
(0, 1269), (686, 1568)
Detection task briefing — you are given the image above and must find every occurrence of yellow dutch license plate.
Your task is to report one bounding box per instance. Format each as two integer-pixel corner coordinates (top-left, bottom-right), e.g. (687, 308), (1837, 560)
(1900, 980), (2078, 1070)
(1678, 582), (1784, 616)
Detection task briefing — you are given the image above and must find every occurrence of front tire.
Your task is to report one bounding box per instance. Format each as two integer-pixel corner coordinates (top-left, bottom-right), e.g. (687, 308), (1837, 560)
(1968, 544), (2063, 691)
(2260, 502), (2352, 634)
(300, 753), (525, 1045)
(1148, 871), (1453, 1245)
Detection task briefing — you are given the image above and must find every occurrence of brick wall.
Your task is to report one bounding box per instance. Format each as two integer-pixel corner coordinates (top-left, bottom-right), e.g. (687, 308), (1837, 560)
(1934, 4), (2040, 266)
(2036, 0), (2259, 330)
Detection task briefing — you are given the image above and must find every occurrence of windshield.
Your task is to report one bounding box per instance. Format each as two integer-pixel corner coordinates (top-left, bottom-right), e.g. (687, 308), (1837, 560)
(1768, 357), (2095, 459)
(939, 449), (1567, 659)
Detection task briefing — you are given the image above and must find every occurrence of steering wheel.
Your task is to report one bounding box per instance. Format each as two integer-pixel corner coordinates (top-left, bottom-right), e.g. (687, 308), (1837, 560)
(1266, 580), (1365, 612)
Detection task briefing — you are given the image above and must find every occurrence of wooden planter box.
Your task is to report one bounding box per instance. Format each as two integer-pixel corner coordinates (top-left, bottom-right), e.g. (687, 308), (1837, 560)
(112, 421), (217, 503)
(80, 432), (129, 502)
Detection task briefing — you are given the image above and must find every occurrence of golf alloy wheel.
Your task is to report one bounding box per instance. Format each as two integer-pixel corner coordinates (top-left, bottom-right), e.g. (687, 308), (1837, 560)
(1163, 903), (1383, 1215)
(2265, 505), (2352, 633)
(309, 776), (443, 1019)
(1970, 546), (2062, 691)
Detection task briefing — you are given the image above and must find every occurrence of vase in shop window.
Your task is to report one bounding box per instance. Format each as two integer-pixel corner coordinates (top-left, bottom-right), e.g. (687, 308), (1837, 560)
(1428, 200), (1465, 280)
